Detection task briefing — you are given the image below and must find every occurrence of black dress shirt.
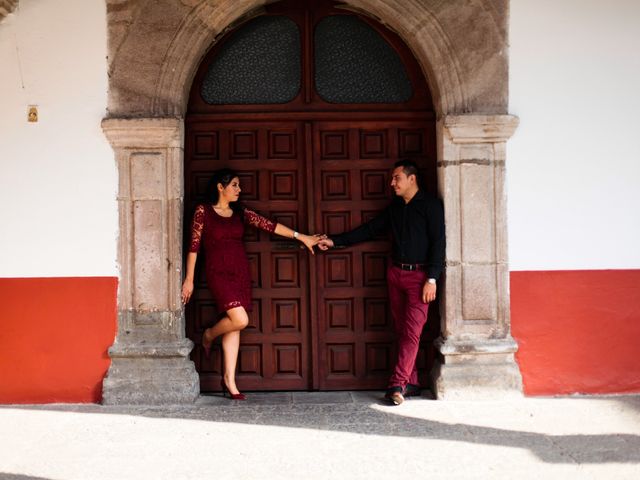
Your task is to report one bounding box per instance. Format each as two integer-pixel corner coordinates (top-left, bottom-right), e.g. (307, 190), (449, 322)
(331, 189), (446, 280)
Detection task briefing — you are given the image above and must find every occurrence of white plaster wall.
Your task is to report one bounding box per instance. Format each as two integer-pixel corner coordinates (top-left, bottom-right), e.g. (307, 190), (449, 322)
(508, 0), (640, 271)
(0, 0), (117, 277)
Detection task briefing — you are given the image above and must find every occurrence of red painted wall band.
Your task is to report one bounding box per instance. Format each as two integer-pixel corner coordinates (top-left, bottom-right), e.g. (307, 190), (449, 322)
(0, 277), (117, 403)
(511, 270), (640, 395)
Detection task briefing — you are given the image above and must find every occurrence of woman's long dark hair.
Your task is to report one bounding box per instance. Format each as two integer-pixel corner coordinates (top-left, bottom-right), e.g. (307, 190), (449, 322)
(205, 168), (243, 213)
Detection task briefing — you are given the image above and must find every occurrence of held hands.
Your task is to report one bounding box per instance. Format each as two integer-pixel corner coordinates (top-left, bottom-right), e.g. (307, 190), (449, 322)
(295, 233), (334, 254)
(297, 233), (327, 255)
(317, 237), (334, 251)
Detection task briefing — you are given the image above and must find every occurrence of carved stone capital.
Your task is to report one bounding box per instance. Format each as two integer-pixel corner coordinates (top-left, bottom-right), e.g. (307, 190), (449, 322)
(102, 117), (184, 149)
(443, 114), (519, 144)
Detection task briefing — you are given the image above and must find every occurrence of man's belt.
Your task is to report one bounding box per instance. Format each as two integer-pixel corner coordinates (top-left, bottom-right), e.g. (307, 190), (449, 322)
(392, 262), (426, 271)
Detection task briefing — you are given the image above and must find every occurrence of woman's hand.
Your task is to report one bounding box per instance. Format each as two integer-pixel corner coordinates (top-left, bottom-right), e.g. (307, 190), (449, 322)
(181, 278), (194, 304)
(298, 233), (324, 254)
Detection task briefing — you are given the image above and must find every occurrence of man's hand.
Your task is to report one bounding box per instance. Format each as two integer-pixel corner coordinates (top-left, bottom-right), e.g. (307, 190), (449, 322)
(298, 233), (321, 255)
(317, 237), (334, 251)
(422, 281), (436, 303)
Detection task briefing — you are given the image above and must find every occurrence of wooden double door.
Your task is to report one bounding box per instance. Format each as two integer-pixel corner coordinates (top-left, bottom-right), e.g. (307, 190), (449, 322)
(185, 116), (438, 391)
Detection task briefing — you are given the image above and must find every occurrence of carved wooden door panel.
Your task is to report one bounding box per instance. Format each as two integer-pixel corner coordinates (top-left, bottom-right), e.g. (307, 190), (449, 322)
(313, 120), (437, 389)
(185, 120), (311, 391)
(186, 118), (437, 392)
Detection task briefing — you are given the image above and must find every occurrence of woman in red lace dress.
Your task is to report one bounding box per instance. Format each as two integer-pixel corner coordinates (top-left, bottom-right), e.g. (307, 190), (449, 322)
(181, 168), (320, 399)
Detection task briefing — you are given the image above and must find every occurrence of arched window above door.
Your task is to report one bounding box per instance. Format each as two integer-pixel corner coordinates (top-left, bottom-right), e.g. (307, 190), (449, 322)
(201, 16), (301, 105)
(190, 3), (432, 112)
(314, 16), (413, 104)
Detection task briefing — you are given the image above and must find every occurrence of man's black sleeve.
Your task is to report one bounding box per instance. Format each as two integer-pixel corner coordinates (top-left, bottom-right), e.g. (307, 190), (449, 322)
(426, 198), (446, 280)
(331, 208), (390, 247)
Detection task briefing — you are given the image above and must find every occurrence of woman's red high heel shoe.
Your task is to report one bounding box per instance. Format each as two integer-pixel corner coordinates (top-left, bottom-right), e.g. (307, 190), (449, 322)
(221, 379), (246, 400)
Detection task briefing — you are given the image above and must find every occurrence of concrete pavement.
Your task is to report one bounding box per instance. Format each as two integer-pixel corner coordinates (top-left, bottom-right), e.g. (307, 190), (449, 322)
(1, 392), (639, 480)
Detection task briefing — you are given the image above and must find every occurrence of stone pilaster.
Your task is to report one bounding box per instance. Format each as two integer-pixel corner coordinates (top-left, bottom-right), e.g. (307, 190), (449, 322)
(101, 117), (199, 404)
(431, 114), (523, 399)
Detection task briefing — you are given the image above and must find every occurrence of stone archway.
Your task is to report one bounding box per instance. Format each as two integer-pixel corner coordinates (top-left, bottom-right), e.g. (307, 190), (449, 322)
(101, 0), (522, 404)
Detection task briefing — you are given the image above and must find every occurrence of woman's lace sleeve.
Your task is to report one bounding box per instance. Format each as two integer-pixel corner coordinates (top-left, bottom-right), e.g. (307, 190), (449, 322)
(189, 205), (205, 252)
(243, 208), (277, 233)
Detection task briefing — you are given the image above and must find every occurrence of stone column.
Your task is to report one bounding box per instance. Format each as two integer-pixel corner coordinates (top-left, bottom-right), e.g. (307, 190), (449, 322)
(101, 117), (199, 405)
(431, 114), (523, 399)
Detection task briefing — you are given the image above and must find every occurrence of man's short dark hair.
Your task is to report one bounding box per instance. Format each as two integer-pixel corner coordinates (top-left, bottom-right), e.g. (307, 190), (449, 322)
(394, 159), (419, 180)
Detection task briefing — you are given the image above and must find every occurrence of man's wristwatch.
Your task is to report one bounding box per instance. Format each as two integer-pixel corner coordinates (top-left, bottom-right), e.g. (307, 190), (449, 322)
(427, 278), (436, 285)
(293, 231), (299, 239)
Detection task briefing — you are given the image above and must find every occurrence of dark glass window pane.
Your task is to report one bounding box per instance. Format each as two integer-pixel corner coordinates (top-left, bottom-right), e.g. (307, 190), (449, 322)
(314, 16), (413, 104)
(201, 16), (301, 104)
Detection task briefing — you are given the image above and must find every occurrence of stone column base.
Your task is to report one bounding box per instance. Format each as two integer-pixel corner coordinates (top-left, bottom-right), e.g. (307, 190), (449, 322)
(430, 337), (523, 400)
(102, 340), (200, 405)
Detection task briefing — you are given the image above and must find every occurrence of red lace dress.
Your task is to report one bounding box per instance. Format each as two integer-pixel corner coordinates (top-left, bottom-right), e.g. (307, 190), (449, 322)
(189, 204), (277, 312)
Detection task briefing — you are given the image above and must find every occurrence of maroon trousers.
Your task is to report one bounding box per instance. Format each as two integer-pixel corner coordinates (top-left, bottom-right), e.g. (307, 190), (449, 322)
(387, 264), (429, 388)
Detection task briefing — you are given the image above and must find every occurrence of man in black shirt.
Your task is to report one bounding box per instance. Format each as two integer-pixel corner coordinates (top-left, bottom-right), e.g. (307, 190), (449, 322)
(318, 159), (445, 405)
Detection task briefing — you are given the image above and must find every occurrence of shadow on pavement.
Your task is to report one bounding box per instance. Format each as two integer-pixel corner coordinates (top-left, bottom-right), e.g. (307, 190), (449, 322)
(2, 393), (639, 465)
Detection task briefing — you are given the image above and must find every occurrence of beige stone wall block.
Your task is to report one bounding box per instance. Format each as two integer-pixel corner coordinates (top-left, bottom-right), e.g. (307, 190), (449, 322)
(432, 361), (523, 400)
(493, 142), (507, 162)
(167, 148), (184, 201)
(115, 151), (131, 201)
(494, 163), (509, 264)
(131, 153), (166, 199)
(461, 264), (497, 321)
(439, 164), (461, 263)
(133, 200), (167, 311)
(438, 122), (460, 161)
(460, 164), (495, 263)
(459, 144), (493, 162)
(441, 264), (462, 336)
(167, 198), (184, 312)
(117, 198), (133, 310)
(495, 262), (511, 334)
(457, 320), (497, 337)
(102, 118), (183, 149)
(444, 115), (519, 143)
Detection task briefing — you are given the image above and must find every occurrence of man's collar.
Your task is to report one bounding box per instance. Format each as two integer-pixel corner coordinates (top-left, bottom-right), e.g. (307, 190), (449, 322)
(403, 188), (423, 204)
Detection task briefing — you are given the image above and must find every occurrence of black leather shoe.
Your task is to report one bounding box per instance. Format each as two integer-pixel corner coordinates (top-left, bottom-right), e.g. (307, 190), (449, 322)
(384, 386), (404, 405)
(404, 383), (421, 398)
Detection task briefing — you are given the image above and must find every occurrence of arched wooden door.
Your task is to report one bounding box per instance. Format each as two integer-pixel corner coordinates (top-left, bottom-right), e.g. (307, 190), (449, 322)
(184, 0), (438, 391)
